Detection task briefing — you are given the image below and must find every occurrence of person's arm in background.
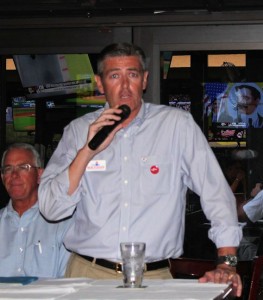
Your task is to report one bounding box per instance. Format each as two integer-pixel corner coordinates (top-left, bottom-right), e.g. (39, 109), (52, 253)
(230, 169), (245, 193)
(236, 183), (263, 223)
(240, 187), (263, 224)
(237, 199), (252, 223)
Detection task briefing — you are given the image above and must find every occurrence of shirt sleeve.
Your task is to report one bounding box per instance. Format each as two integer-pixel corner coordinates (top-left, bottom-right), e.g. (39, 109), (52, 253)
(181, 113), (243, 248)
(38, 121), (85, 221)
(56, 218), (73, 277)
(243, 190), (263, 223)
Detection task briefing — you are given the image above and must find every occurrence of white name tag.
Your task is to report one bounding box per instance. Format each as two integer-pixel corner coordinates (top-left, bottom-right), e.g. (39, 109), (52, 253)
(86, 160), (106, 172)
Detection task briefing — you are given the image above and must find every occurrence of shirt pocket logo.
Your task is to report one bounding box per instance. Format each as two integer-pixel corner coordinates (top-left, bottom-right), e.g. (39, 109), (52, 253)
(140, 155), (172, 195)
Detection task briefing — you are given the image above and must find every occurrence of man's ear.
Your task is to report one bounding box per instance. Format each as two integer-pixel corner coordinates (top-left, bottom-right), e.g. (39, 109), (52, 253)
(37, 168), (44, 184)
(142, 71), (149, 91)
(95, 75), (104, 94)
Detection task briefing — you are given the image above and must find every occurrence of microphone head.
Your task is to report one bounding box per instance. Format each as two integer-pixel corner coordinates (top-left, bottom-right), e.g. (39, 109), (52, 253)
(87, 104), (131, 151)
(118, 104), (131, 120)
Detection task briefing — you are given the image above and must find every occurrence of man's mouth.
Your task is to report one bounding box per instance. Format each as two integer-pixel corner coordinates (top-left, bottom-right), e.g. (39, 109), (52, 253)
(120, 95), (130, 99)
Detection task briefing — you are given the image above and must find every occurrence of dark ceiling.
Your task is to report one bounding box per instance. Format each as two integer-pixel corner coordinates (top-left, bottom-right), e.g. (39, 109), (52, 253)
(1, 0), (263, 19)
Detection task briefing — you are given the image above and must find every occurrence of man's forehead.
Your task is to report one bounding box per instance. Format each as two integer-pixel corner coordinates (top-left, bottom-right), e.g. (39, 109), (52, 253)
(5, 148), (33, 161)
(104, 60), (143, 74)
(105, 55), (140, 65)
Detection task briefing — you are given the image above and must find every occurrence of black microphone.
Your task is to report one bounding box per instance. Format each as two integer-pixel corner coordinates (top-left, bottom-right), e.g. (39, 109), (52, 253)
(88, 104), (131, 150)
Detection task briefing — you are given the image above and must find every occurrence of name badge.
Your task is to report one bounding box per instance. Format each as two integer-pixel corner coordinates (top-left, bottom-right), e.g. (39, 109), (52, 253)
(86, 160), (106, 172)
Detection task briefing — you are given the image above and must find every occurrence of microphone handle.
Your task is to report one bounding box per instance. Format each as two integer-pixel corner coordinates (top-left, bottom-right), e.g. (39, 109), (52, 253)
(88, 105), (130, 150)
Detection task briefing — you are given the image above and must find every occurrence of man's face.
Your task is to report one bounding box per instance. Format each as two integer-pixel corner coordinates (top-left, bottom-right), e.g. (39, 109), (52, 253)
(1, 148), (42, 203)
(236, 87), (259, 115)
(95, 55), (148, 120)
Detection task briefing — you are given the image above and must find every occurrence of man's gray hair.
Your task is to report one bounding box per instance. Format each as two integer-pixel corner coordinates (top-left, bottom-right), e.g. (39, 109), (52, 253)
(1, 143), (42, 168)
(97, 42), (147, 76)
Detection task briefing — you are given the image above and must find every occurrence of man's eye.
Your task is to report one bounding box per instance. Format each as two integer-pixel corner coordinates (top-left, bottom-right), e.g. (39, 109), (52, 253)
(111, 74), (119, 79)
(19, 164), (30, 171)
(4, 167), (12, 173)
(129, 72), (138, 78)
(18, 164), (31, 172)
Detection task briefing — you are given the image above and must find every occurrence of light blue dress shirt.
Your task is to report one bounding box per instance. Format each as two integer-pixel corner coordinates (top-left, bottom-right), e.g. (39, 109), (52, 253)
(0, 200), (72, 277)
(243, 190), (263, 223)
(39, 101), (242, 262)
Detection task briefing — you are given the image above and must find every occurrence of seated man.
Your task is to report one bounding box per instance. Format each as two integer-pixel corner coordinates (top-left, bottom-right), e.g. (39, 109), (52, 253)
(237, 182), (263, 223)
(0, 143), (72, 277)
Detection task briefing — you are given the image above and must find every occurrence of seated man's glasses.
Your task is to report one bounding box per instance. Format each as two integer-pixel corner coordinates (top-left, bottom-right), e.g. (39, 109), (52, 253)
(0, 164), (39, 175)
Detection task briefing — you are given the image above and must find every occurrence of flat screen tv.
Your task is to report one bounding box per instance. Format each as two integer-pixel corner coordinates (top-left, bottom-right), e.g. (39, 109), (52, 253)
(44, 95), (105, 122)
(12, 96), (36, 131)
(13, 54), (100, 99)
(202, 82), (263, 147)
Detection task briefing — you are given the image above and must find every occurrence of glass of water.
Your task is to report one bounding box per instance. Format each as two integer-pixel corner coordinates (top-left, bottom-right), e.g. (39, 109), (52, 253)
(120, 242), (146, 288)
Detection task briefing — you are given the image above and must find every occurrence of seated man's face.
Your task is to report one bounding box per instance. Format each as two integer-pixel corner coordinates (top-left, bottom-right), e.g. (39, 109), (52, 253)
(1, 148), (41, 203)
(250, 183), (263, 198)
(236, 87), (259, 115)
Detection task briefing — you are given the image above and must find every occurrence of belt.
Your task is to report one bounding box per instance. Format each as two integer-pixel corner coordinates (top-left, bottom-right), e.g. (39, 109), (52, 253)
(77, 254), (170, 273)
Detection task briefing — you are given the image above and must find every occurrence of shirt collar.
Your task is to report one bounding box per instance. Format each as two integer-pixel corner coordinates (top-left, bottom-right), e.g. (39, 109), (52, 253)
(6, 199), (39, 217)
(104, 99), (146, 128)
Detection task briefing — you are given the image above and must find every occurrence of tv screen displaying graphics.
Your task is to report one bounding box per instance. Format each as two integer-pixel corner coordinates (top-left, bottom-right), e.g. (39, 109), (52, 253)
(44, 95), (105, 126)
(66, 94), (106, 117)
(41, 94), (106, 136)
(12, 96), (36, 131)
(13, 54), (99, 99)
(168, 93), (191, 112)
(204, 82), (263, 128)
(202, 82), (263, 146)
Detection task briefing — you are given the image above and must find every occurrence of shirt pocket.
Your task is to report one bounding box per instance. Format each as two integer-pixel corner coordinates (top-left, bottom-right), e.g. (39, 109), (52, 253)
(25, 242), (57, 277)
(140, 155), (173, 195)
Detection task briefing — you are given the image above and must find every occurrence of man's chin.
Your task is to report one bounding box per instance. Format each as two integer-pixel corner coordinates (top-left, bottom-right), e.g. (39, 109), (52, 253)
(9, 193), (25, 200)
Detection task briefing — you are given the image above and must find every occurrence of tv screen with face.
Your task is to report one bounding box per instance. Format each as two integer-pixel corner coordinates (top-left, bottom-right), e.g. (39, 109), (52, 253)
(204, 82), (263, 127)
(202, 82), (263, 147)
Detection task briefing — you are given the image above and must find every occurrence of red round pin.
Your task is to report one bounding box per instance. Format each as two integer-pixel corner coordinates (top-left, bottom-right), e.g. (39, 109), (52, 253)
(150, 165), (159, 174)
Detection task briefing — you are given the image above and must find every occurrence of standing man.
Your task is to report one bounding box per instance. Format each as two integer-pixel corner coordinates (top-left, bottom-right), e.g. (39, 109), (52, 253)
(0, 143), (72, 277)
(39, 43), (242, 296)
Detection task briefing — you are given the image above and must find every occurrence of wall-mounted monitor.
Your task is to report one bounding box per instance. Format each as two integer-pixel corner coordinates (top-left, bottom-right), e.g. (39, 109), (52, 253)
(43, 94), (105, 133)
(12, 96), (36, 131)
(202, 82), (263, 147)
(13, 54), (100, 99)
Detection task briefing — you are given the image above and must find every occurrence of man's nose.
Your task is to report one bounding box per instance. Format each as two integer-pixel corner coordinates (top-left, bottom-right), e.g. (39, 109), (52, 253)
(121, 75), (129, 87)
(10, 167), (20, 176)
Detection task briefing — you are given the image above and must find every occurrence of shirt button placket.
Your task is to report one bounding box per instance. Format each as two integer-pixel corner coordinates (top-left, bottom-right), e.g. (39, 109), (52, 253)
(119, 132), (131, 241)
(18, 226), (26, 275)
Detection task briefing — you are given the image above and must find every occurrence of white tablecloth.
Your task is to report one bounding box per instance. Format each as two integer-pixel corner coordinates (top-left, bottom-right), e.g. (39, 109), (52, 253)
(0, 278), (232, 300)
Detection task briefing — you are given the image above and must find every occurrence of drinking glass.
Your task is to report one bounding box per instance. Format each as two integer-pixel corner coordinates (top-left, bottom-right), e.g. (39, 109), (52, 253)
(120, 242), (146, 288)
